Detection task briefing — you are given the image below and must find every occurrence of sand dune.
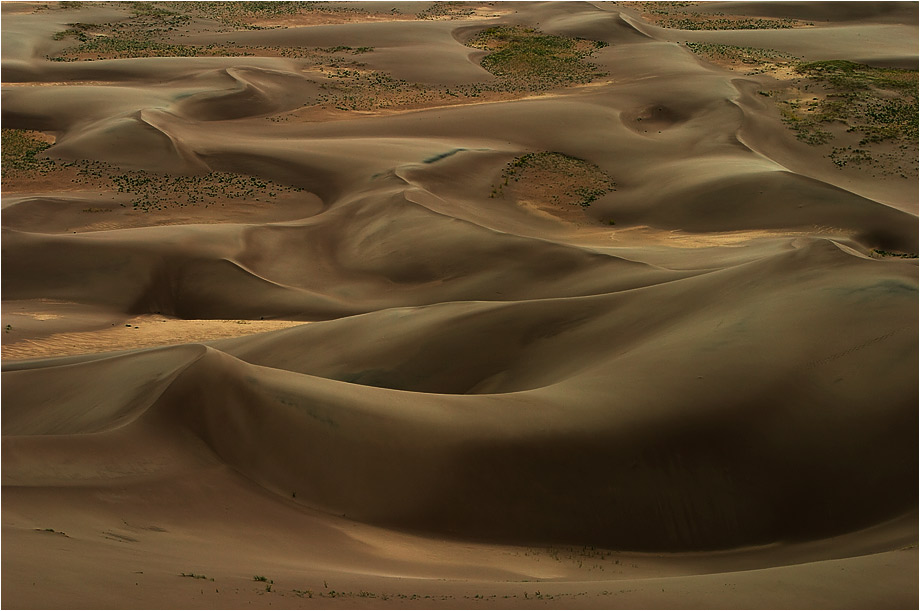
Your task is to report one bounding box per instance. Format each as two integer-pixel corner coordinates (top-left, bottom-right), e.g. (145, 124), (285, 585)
(2, 1), (917, 608)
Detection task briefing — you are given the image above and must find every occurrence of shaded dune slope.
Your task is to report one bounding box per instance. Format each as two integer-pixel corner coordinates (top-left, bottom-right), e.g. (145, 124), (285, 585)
(5, 240), (916, 551)
(2, 187), (682, 319)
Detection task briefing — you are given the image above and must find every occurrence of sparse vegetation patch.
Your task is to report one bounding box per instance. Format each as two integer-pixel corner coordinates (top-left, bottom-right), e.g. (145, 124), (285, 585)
(467, 26), (608, 90)
(778, 98), (835, 145)
(684, 42), (793, 70)
(2, 129), (56, 179)
(269, 25), (609, 116)
(625, 2), (813, 29)
(46, 1), (380, 61)
(50, 38), (255, 61)
(871, 249), (919, 259)
(416, 2), (475, 20)
(2, 136), (303, 213)
(272, 44), (606, 117)
(107, 169), (303, 212)
(684, 44), (918, 176)
(776, 61), (918, 165)
(829, 146), (874, 168)
(46, 9), (609, 117)
(794, 60), (919, 144)
(491, 152), (615, 218)
(185, 1), (375, 29)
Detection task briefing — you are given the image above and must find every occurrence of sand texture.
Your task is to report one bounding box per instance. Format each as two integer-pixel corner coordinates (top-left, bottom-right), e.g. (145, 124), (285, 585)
(2, 1), (917, 608)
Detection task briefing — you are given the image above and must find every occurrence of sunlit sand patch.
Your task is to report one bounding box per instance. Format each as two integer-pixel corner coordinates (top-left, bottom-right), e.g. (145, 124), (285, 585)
(515, 198), (584, 224)
(417, 6), (512, 21)
(272, 90), (561, 123)
(247, 11), (417, 28)
(2, 315), (306, 360)
(1, 81), (114, 87)
(607, 225), (849, 248)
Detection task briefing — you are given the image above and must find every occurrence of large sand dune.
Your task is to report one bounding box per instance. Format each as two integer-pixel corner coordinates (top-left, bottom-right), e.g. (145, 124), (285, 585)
(2, 1), (917, 608)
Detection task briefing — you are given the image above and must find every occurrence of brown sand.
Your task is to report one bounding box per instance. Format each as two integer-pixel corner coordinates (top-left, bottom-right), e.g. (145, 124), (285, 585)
(2, 1), (917, 608)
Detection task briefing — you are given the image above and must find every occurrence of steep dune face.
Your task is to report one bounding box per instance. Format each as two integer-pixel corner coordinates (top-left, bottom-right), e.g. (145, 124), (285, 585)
(609, 168), (918, 244)
(4, 239), (915, 550)
(2, 1), (917, 608)
(187, 240), (919, 549)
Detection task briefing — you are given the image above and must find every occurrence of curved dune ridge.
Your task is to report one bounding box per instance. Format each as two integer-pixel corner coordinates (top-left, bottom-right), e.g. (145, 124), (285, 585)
(1, 1), (917, 608)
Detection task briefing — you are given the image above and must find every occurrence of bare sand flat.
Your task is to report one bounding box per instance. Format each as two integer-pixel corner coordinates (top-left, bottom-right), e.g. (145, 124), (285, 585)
(2, 1), (917, 609)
